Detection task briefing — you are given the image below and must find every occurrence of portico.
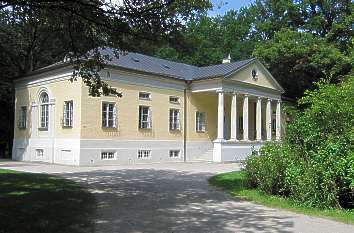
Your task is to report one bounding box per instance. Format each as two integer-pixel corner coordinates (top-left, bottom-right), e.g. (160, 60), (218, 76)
(215, 91), (281, 142)
(189, 59), (284, 162)
(212, 90), (281, 162)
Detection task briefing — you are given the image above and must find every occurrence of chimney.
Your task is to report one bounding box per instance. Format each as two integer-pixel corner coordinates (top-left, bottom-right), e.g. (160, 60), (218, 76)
(222, 54), (231, 64)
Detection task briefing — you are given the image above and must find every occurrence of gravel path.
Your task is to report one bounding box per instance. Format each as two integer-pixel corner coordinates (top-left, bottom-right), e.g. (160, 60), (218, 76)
(1, 160), (353, 233)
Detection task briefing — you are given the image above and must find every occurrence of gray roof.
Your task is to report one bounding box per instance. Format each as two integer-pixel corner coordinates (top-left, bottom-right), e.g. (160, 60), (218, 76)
(100, 48), (255, 81)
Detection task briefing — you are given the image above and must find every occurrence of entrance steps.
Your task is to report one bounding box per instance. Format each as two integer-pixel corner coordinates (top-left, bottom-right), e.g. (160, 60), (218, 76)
(191, 148), (214, 162)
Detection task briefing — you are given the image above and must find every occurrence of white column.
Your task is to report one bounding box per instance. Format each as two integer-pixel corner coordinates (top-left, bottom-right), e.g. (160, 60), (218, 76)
(276, 100), (281, 141)
(230, 93), (238, 141)
(266, 98), (272, 140)
(256, 97), (262, 141)
(217, 91), (224, 140)
(242, 94), (249, 141)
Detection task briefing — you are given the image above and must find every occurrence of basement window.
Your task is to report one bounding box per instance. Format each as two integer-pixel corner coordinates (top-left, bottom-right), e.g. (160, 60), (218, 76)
(101, 151), (116, 160)
(138, 150), (151, 159)
(35, 149), (44, 159)
(169, 150), (180, 158)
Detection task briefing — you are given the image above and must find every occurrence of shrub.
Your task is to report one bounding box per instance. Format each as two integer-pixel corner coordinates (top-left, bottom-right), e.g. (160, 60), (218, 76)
(245, 142), (290, 196)
(244, 76), (354, 209)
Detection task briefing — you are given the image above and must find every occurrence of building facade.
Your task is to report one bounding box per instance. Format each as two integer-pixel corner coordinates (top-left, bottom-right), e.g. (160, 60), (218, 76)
(13, 50), (284, 166)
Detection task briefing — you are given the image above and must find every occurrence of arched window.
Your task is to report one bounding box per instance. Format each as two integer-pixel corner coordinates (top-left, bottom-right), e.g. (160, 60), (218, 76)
(39, 92), (49, 129)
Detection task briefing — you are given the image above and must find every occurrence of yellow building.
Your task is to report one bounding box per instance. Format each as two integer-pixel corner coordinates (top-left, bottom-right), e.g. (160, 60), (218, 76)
(13, 49), (284, 165)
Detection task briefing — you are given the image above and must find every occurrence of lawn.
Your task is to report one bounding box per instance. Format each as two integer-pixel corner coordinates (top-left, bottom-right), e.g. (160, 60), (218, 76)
(0, 169), (96, 233)
(209, 171), (354, 225)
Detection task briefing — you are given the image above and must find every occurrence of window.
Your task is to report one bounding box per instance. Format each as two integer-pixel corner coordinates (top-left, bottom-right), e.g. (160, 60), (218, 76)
(63, 100), (73, 127)
(139, 92), (151, 100)
(169, 96), (179, 104)
(139, 106), (152, 129)
(102, 102), (117, 128)
(35, 149), (44, 159)
(169, 150), (180, 158)
(39, 92), (49, 129)
(101, 151), (116, 160)
(169, 109), (180, 131)
(196, 112), (206, 132)
(138, 150), (151, 159)
(18, 106), (27, 129)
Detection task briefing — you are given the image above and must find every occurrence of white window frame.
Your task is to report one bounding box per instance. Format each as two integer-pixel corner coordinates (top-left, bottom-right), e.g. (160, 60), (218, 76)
(18, 106), (27, 129)
(35, 149), (44, 159)
(169, 109), (180, 131)
(39, 92), (49, 130)
(139, 106), (152, 129)
(137, 149), (151, 159)
(139, 92), (151, 100)
(196, 111), (206, 132)
(169, 96), (180, 104)
(63, 100), (73, 128)
(169, 150), (180, 158)
(101, 151), (116, 160)
(102, 102), (117, 128)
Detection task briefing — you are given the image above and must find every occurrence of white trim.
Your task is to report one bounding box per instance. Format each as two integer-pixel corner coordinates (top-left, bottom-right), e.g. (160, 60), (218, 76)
(106, 68), (186, 91)
(101, 101), (117, 128)
(224, 59), (285, 93)
(15, 67), (73, 88)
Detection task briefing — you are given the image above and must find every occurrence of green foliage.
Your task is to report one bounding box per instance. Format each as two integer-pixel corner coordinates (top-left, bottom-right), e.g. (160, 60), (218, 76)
(245, 77), (354, 209)
(253, 29), (352, 98)
(0, 0), (212, 156)
(245, 142), (290, 195)
(210, 171), (354, 224)
(156, 10), (257, 66)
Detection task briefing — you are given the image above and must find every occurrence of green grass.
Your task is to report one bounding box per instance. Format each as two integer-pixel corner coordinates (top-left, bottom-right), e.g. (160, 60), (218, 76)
(0, 169), (96, 233)
(209, 171), (354, 225)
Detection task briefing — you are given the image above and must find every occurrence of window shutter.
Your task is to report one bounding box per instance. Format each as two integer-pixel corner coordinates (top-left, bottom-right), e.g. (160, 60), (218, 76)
(113, 104), (117, 128)
(177, 110), (180, 130)
(63, 102), (66, 126)
(138, 106), (142, 128)
(102, 103), (106, 127)
(147, 107), (152, 128)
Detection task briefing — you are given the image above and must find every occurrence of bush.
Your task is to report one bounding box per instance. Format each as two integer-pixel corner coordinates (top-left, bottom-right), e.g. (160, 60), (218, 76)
(244, 76), (354, 209)
(245, 142), (291, 196)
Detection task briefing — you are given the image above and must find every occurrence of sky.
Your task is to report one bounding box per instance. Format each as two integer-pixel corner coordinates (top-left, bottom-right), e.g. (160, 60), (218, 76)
(209, 0), (254, 16)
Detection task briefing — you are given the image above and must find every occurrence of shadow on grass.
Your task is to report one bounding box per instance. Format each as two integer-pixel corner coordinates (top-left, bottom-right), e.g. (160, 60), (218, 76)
(0, 169), (95, 233)
(209, 171), (247, 193)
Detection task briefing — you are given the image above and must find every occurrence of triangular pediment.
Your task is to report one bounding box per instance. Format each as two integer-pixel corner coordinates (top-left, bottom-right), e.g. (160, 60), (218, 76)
(225, 60), (284, 93)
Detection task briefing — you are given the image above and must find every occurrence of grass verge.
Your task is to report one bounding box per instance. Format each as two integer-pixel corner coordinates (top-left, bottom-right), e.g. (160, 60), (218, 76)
(0, 169), (96, 233)
(209, 171), (354, 225)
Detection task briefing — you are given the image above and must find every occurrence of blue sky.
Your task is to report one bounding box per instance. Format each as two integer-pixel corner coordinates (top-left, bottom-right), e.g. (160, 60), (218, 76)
(209, 0), (254, 16)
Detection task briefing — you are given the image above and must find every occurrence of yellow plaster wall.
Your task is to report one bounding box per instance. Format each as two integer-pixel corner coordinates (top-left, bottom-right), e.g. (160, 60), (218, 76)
(80, 80), (184, 140)
(14, 77), (82, 139)
(186, 92), (223, 141)
(186, 92), (260, 142)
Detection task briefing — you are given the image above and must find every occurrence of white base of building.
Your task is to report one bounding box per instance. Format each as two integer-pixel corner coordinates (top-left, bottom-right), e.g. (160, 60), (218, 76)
(13, 138), (265, 166)
(213, 140), (263, 162)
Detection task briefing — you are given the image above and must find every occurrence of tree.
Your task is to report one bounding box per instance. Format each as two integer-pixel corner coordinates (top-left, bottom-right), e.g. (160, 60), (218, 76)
(0, 0), (212, 95)
(156, 9), (257, 66)
(253, 29), (352, 99)
(0, 0), (212, 157)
